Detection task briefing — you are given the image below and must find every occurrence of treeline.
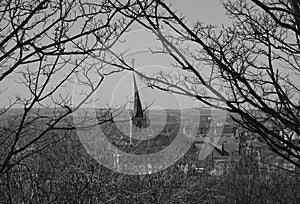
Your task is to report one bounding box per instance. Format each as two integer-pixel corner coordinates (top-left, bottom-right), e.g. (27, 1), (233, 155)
(0, 128), (299, 203)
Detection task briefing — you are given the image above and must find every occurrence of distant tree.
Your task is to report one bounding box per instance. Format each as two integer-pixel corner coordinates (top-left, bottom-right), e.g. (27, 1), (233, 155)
(108, 0), (300, 167)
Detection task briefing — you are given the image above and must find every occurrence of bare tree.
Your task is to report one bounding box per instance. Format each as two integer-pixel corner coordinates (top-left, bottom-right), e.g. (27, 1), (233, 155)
(0, 0), (135, 177)
(107, 0), (300, 167)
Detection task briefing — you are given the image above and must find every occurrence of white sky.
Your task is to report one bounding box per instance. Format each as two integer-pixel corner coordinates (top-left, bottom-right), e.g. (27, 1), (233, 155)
(1, 1), (230, 109)
(96, 1), (229, 109)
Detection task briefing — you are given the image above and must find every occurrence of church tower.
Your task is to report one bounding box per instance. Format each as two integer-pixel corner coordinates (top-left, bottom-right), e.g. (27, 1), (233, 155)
(130, 73), (150, 143)
(132, 73), (144, 123)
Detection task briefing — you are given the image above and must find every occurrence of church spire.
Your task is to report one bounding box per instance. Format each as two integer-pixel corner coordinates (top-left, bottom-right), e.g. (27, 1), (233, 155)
(129, 73), (150, 144)
(132, 73), (143, 119)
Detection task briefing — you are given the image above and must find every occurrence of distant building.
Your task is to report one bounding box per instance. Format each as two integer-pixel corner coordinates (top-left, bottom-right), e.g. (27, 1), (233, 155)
(96, 79), (298, 175)
(129, 73), (150, 143)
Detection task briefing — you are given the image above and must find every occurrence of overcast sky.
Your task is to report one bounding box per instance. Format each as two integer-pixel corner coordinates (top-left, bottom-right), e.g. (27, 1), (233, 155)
(1, 1), (230, 110)
(96, 0), (229, 110)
